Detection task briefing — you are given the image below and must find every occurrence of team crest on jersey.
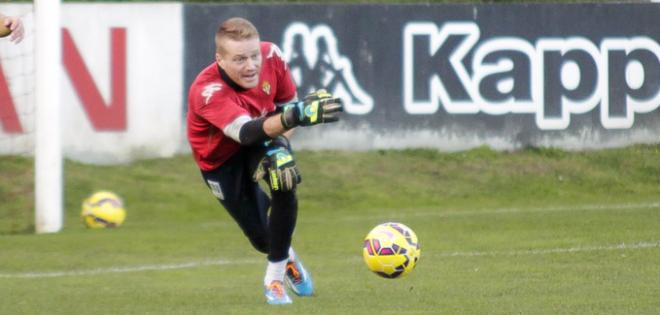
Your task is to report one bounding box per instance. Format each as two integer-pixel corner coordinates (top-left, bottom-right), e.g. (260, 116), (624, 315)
(262, 81), (271, 95)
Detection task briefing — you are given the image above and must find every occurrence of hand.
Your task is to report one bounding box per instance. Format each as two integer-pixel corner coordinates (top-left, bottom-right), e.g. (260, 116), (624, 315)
(261, 137), (301, 192)
(280, 89), (343, 129)
(3, 16), (24, 44)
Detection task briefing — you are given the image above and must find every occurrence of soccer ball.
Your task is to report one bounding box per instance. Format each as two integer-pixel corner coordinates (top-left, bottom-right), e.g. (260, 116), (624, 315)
(81, 191), (126, 228)
(363, 222), (421, 279)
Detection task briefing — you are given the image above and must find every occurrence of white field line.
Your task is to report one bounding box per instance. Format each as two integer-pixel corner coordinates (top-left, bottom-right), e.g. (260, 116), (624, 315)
(320, 201), (660, 222)
(0, 258), (260, 279)
(439, 241), (659, 258)
(1, 241), (657, 279)
(3, 201), (658, 279)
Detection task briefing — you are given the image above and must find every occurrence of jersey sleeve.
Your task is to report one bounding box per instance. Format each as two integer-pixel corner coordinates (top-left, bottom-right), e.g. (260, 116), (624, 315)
(194, 86), (249, 130)
(268, 43), (298, 103)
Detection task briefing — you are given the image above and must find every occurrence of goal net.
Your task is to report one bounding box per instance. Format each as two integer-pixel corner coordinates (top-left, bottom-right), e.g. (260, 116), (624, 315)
(0, 6), (34, 155)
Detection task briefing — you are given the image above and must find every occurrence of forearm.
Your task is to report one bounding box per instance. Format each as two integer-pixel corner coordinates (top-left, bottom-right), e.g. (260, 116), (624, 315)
(232, 88), (341, 145)
(228, 114), (290, 146)
(282, 128), (295, 139)
(263, 114), (290, 138)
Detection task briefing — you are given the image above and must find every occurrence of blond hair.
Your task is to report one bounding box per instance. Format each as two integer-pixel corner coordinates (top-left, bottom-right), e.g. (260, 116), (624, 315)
(215, 17), (259, 54)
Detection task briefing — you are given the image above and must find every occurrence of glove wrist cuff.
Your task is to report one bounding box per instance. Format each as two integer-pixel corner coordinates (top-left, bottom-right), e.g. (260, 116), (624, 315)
(272, 135), (291, 149)
(280, 107), (297, 130)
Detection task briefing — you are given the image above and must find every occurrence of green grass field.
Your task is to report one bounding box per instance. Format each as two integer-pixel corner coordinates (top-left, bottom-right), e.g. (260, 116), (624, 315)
(1, 145), (659, 314)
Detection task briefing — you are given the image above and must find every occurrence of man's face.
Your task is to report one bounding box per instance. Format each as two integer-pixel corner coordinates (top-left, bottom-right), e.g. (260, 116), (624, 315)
(216, 37), (262, 89)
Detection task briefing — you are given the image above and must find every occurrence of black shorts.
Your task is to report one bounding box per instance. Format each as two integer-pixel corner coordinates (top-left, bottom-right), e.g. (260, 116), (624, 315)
(201, 145), (271, 252)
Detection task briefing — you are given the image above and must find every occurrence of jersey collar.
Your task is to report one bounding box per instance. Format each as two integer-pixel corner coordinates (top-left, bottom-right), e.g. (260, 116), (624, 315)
(217, 64), (247, 93)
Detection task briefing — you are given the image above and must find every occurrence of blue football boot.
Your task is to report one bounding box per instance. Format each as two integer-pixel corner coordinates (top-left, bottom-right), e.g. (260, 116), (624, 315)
(264, 280), (292, 305)
(285, 254), (314, 296)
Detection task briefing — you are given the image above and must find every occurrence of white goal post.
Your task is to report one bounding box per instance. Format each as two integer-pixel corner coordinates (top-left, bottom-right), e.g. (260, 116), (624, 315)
(34, 0), (62, 234)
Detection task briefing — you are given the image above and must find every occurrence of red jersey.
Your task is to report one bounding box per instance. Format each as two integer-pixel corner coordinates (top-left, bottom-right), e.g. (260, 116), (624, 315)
(187, 42), (297, 171)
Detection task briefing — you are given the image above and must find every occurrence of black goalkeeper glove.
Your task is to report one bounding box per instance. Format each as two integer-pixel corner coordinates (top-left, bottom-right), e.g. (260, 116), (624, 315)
(261, 136), (301, 192)
(280, 89), (344, 129)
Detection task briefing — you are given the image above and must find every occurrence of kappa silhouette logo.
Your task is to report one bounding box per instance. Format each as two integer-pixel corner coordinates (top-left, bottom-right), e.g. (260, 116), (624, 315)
(281, 22), (373, 115)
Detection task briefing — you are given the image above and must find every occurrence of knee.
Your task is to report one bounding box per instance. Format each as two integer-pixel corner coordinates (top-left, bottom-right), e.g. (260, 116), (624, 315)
(248, 234), (269, 254)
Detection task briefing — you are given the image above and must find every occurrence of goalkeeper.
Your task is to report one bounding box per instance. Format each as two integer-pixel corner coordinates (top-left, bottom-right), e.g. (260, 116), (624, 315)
(186, 17), (343, 305)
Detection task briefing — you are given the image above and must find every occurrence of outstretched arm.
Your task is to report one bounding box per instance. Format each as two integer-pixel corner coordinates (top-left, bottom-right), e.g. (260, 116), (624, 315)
(227, 89), (344, 146)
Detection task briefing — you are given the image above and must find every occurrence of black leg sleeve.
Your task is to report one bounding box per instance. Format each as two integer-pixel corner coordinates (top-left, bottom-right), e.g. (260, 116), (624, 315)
(267, 189), (298, 262)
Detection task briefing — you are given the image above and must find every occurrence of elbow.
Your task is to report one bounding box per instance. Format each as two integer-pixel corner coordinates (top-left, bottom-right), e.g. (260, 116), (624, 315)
(238, 117), (269, 146)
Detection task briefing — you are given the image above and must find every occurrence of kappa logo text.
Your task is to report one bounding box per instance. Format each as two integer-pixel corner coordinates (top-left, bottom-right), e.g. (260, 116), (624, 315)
(404, 22), (660, 129)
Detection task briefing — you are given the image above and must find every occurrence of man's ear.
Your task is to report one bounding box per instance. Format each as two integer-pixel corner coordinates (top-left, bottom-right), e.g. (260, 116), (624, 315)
(215, 52), (225, 68)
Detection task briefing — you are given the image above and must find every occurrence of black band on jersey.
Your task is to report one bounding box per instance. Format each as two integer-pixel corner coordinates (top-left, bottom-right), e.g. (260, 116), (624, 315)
(217, 65), (246, 92)
(239, 117), (269, 145)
